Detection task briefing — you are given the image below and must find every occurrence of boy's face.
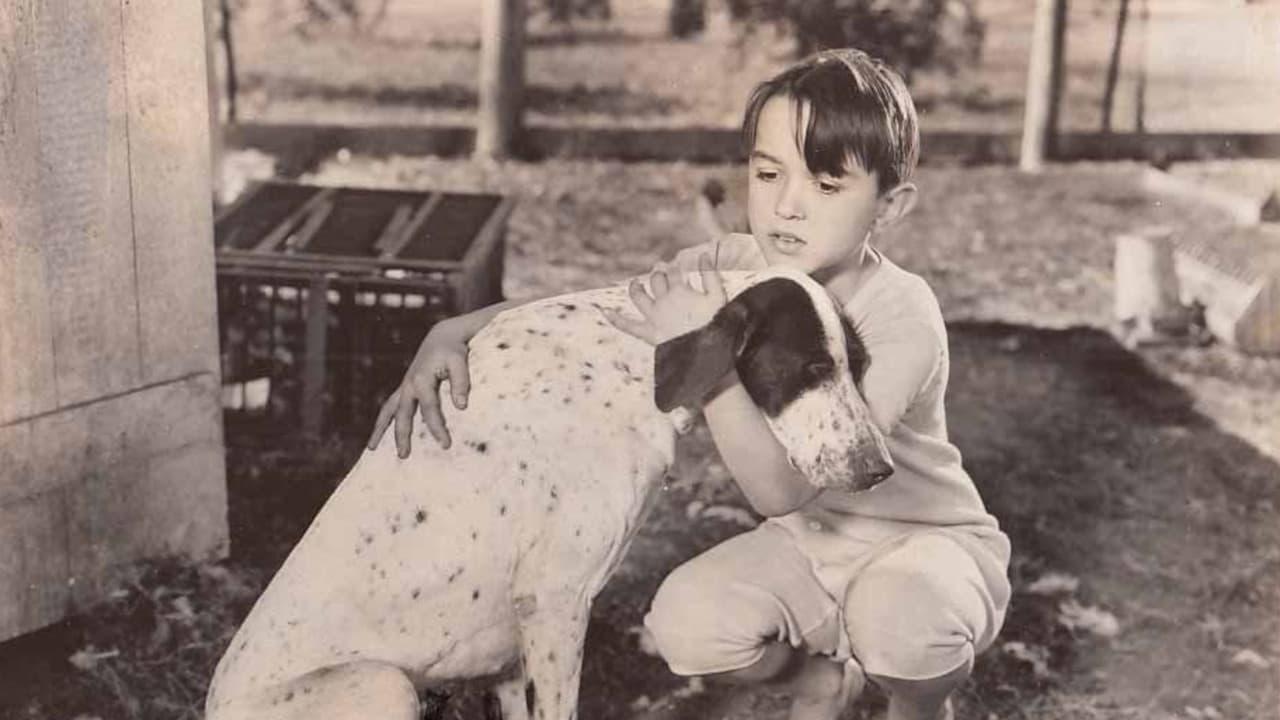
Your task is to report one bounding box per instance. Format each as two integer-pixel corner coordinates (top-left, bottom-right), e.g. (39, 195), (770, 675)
(746, 96), (884, 285)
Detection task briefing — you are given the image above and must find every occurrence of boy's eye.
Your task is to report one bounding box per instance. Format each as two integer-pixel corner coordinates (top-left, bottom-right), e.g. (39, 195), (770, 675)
(816, 180), (842, 194)
(754, 168), (780, 182)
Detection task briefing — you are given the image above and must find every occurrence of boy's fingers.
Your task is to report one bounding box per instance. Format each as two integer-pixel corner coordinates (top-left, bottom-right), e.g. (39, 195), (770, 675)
(422, 402), (452, 450)
(627, 278), (655, 315)
(698, 253), (727, 301)
(392, 395), (416, 458)
(415, 381), (451, 449)
(367, 389), (399, 450)
(601, 307), (656, 345)
(650, 268), (670, 297)
(444, 356), (470, 409)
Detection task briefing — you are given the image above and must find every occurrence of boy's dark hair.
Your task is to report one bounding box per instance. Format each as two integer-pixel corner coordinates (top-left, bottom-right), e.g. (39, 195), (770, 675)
(742, 48), (920, 193)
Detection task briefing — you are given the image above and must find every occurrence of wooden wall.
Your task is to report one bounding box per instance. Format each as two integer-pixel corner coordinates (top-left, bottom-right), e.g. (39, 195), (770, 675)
(0, 0), (227, 640)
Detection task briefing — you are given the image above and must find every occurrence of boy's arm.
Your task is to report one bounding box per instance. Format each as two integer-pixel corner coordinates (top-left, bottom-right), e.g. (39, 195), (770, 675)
(703, 320), (941, 516)
(701, 374), (823, 517)
(369, 293), (552, 456)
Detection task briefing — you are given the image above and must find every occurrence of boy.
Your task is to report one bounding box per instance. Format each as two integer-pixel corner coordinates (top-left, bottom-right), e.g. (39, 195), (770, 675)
(368, 48), (1010, 720)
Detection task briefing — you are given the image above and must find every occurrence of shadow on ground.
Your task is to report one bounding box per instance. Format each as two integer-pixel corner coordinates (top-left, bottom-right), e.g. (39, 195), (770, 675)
(1, 323), (1276, 719)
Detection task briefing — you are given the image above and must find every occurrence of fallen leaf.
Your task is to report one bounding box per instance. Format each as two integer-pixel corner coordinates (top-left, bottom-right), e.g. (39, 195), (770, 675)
(1058, 599), (1120, 638)
(69, 647), (120, 672)
(1001, 641), (1053, 679)
(699, 504), (758, 528)
(1025, 572), (1080, 595)
(1231, 649), (1272, 669)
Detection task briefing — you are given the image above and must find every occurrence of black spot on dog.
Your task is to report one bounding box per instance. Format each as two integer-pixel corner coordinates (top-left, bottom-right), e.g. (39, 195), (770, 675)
(412, 588), (421, 599)
(580, 373), (592, 382)
(472, 589), (481, 601)
(519, 461), (528, 471)
(603, 401), (612, 408)
(583, 360), (594, 369)
(415, 509), (428, 524)
(525, 680), (537, 716)
(497, 342), (510, 350)
(471, 530), (479, 541)
(550, 487), (559, 501)
(548, 650), (557, 662)
(563, 397), (572, 405)
(560, 303), (577, 312)
(499, 504), (507, 516)
(475, 441), (488, 453)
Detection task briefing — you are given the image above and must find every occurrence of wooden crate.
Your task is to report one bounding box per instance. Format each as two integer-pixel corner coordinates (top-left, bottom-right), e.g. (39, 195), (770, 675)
(213, 181), (514, 435)
(1173, 225), (1280, 355)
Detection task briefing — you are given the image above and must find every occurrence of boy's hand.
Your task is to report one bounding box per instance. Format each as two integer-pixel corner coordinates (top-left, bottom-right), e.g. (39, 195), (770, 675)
(604, 253), (727, 346)
(367, 318), (472, 457)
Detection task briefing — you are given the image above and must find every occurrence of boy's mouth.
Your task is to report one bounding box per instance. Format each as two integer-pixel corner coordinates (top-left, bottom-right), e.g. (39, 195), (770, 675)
(769, 231), (806, 252)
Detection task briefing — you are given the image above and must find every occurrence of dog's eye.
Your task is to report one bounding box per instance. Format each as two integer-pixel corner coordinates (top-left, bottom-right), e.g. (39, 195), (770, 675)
(804, 359), (835, 378)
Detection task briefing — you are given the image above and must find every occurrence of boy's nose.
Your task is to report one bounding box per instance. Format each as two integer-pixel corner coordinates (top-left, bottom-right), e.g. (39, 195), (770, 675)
(774, 182), (805, 220)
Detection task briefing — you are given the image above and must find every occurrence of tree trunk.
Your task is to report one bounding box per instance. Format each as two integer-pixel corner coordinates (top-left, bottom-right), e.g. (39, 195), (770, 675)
(1100, 0), (1129, 133)
(1020, 0), (1067, 172)
(476, 0), (527, 159)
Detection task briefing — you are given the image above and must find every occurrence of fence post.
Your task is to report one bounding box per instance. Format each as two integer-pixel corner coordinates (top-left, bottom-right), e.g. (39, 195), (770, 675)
(1020, 0), (1068, 172)
(476, 0), (527, 159)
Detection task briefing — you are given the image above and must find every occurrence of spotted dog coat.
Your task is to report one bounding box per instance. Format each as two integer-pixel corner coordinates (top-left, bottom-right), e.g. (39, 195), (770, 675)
(205, 266), (892, 720)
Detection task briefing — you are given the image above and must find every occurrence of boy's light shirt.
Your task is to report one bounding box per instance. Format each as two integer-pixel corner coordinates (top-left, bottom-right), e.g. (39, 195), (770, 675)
(661, 233), (1009, 569)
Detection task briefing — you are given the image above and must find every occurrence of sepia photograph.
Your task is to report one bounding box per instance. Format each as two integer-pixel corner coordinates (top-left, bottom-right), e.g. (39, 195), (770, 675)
(1, 1), (1278, 718)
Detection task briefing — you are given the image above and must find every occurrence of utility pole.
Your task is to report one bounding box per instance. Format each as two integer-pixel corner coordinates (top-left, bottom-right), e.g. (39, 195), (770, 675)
(475, 0), (526, 159)
(1020, 0), (1068, 172)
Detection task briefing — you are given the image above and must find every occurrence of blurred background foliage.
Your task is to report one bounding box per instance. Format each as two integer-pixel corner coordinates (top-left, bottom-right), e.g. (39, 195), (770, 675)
(238, 0), (984, 79)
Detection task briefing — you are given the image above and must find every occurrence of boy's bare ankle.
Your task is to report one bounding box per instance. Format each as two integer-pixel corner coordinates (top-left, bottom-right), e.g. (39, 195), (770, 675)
(786, 655), (863, 720)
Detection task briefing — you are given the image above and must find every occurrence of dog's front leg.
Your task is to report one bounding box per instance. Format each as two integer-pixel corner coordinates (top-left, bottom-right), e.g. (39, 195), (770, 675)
(506, 593), (591, 720)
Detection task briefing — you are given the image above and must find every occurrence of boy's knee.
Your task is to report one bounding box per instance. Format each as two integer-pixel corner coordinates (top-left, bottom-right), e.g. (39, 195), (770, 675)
(644, 566), (785, 676)
(844, 543), (990, 680)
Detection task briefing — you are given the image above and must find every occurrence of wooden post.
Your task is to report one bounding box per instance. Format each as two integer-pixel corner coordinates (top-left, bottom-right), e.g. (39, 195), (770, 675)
(0, 0), (227, 640)
(301, 274), (330, 439)
(475, 0), (526, 160)
(1020, 0), (1068, 172)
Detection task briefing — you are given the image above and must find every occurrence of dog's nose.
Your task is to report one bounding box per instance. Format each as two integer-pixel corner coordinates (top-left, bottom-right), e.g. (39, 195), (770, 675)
(867, 457), (893, 485)
(851, 455), (893, 491)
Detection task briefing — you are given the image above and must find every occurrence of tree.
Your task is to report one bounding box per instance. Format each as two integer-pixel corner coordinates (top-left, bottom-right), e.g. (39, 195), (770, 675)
(725, 0), (985, 79)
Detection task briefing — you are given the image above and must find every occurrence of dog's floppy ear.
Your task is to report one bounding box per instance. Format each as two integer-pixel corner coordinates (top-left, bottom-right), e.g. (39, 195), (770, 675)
(654, 300), (754, 412)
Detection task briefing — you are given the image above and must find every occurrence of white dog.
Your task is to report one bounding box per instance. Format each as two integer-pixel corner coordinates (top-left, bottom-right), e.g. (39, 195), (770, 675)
(205, 266), (891, 720)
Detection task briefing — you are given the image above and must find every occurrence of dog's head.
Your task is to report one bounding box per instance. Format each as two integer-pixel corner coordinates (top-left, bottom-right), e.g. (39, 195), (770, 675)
(654, 267), (892, 493)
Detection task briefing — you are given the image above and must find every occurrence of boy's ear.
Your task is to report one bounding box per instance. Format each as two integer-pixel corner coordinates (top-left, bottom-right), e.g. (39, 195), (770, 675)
(654, 301), (752, 413)
(875, 181), (918, 230)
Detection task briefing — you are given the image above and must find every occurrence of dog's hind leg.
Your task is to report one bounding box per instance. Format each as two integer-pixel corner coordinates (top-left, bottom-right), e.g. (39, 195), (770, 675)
(206, 660), (419, 720)
(491, 674), (532, 720)
(512, 596), (591, 720)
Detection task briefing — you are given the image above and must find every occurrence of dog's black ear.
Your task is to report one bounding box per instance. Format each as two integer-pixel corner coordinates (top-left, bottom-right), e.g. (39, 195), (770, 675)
(654, 300), (754, 412)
